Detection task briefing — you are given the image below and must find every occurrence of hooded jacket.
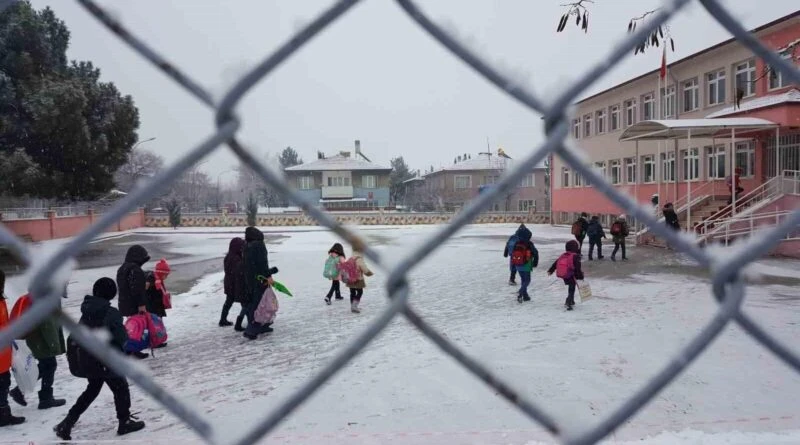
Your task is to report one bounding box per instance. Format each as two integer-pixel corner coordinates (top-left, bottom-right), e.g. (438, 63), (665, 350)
(116, 245), (150, 317)
(663, 207), (681, 230)
(243, 227), (271, 304)
(513, 225), (539, 272)
(224, 237), (246, 302)
(548, 240), (584, 283)
(503, 224), (526, 259)
(76, 295), (128, 378)
(586, 218), (606, 240)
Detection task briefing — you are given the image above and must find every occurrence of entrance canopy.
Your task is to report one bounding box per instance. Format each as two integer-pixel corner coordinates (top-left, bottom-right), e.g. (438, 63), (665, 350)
(619, 118), (778, 142)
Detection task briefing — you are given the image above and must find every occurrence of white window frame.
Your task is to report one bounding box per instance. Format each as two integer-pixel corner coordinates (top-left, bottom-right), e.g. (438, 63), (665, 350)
(705, 145), (726, 179)
(706, 69), (727, 106)
(595, 109), (606, 134)
(661, 85), (676, 118)
(583, 114), (592, 138)
(482, 175), (499, 185)
(574, 171), (584, 187)
(735, 141), (756, 178)
(561, 167), (571, 188)
(625, 157), (637, 184)
(519, 173), (535, 188)
(624, 99), (637, 127)
(642, 155), (656, 183)
(361, 175), (377, 189)
(609, 105), (621, 131)
(768, 52), (793, 91)
(642, 93), (655, 121)
(593, 161), (607, 184)
(610, 160), (622, 185)
(573, 119), (581, 139)
(661, 152), (676, 183)
(682, 78), (699, 112)
(454, 175), (472, 190)
(298, 176), (314, 190)
(734, 59), (756, 98)
(681, 148), (700, 181)
(518, 200), (536, 212)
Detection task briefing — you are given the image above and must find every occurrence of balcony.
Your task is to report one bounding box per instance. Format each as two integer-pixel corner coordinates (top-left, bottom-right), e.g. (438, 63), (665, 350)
(321, 185), (354, 199)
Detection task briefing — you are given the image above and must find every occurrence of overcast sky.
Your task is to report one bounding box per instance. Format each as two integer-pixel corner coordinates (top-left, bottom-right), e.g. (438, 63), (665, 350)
(28, 0), (798, 184)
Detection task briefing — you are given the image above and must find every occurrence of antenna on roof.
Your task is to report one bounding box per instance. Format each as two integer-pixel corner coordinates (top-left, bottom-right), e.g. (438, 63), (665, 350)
(479, 137), (492, 159)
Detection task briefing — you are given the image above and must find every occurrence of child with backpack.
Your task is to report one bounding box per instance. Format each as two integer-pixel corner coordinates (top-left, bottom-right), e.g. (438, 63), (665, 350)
(221, 237), (247, 329)
(547, 240), (585, 311)
(510, 225), (539, 303)
(571, 213), (589, 252)
(610, 215), (630, 261)
(503, 225), (525, 285)
(323, 243), (346, 305)
(586, 215), (606, 260)
(340, 247), (373, 313)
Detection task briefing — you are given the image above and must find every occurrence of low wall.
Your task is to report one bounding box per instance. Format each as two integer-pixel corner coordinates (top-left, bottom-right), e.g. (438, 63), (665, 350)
(1, 209), (145, 242)
(144, 211), (551, 228)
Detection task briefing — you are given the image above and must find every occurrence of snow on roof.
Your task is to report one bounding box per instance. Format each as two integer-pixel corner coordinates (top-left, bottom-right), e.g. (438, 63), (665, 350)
(619, 117), (778, 141)
(705, 89), (800, 119)
(284, 154), (391, 172)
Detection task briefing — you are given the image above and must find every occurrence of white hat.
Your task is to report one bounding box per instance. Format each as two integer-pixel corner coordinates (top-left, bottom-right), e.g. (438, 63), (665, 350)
(619, 214), (627, 220)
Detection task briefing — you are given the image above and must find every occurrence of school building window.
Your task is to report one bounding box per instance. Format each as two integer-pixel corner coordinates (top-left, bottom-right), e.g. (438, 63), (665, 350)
(768, 52), (793, 90)
(518, 200), (536, 212)
(327, 176), (351, 187)
(625, 157), (637, 184)
(454, 175), (472, 189)
(642, 155), (655, 183)
(661, 152), (676, 182)
(706, 69), (726, 105)
(661, 85), (676, 118)
(610, 105), (621, 131)
(562, 167), (571, 188)
(583, 114), (592, 138)
(682, 78), (699, 112)
(610, 160), (621, 185)
(519, 173), (535, 187)
(734, 59), (756, 98)
(624, 99), (637, 127)
(735, 141), (755, 177)
(642, 93), (655, 121)
(593, 161), (607, 184)
(361, 175), (376, 188)
(298, 176), (314, 189)
(705, 145), (726, 179)
(574, 171), (584, 187)
(595, 109), (606, 134)
(681, 148), (700, 181)
(573, 119), (581, 139)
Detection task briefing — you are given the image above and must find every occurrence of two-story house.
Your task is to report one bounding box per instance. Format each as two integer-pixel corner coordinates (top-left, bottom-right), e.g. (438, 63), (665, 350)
(552, 10), (800, 228)
(284, 141), (392, 210)
(420, 153), (548, 212)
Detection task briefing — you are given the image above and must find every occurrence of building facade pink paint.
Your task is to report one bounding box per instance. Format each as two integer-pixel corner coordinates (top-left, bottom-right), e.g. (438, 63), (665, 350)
(551, 11), (800, 226)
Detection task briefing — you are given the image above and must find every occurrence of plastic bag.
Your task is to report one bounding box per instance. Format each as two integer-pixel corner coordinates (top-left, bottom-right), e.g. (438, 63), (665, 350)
(577, 280), (593, 302)
(254, 287), (279, 324)
(11, 341), (39, 394)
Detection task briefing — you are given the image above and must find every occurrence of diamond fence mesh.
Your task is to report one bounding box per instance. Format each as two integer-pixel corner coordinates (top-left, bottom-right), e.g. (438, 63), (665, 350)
(1, 0), (799, 444)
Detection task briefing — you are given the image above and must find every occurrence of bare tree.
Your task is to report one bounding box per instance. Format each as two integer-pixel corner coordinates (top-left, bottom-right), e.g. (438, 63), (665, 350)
(114, 148), (165, 192)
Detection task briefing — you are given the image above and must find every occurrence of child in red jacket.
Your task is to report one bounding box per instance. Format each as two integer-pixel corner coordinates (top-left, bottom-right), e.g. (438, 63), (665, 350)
(0, 270), (25, 426)
(547, 240), (584, 311)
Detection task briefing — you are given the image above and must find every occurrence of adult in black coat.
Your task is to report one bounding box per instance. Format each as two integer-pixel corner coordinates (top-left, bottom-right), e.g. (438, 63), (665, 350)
(663, 203), (681, 231)
(586, 216), (606, 260)
(221, 237), (246, 329)
(243, 227), (273, 340)
(115, 245), (150, 317)
(55, 278), (145, 440)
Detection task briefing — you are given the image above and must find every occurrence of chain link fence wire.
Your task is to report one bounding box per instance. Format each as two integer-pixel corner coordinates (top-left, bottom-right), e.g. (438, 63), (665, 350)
(1, 0), (799, 443)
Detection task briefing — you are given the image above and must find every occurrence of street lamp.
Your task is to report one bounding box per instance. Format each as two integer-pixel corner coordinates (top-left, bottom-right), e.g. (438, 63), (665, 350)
(132, 137), (156, 151)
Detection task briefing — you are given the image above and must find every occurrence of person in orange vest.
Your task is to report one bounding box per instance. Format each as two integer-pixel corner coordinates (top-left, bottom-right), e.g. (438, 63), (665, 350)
(0, 270), (25, 427)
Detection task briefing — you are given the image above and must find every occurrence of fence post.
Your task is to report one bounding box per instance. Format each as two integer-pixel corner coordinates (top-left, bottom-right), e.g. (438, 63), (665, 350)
(47, 210), (56, 240)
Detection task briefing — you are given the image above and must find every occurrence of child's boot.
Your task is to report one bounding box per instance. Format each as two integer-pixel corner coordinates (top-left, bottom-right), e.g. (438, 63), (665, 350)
(351, 301), (361, 313)
(234, 316), (245, 332)
(0, 406), (25, 426)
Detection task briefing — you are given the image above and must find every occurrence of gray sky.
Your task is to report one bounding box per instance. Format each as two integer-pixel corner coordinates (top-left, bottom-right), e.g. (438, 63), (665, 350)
(29, 0), (798, 184)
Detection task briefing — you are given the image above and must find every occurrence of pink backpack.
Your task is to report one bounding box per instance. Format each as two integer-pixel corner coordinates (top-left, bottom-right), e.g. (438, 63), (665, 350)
(555, 252), (576, 279)
(124, 314), (168, 353)
(147, 314), (168, 348)
(339, 257), (360, 285)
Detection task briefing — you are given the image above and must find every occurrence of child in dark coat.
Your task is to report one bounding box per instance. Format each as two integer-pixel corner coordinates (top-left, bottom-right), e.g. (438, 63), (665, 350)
(324, 243), (346, 305)
(586, 215), (606, 260)
(221, 237), (246, 329)
(547, 240), (585, 310)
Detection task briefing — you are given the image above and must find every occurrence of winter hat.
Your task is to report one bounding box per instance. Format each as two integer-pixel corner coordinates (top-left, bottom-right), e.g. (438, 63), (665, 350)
(155, 258), (171, 277)
(619, 214), (627, 220)
(565, 239), (580, 253)
(92, 277), (117, 300)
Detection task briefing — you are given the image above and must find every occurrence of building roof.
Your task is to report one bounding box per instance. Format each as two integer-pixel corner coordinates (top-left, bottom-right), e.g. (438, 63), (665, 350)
(619, 118), (778, 141)
(284, 154), (391, 172)
(705, 89), (800, 118)
(424, 155), (547, 176)
(577, 10), (800, 105)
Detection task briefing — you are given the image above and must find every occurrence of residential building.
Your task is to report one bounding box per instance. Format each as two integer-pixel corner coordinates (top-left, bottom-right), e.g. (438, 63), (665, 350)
(552, 10), (800, 231)
(419, 153), (547, 212)
(284, 141), (392, 210)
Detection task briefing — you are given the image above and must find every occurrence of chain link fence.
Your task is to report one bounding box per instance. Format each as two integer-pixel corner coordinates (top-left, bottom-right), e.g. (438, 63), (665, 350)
(1, 0), (799, 443)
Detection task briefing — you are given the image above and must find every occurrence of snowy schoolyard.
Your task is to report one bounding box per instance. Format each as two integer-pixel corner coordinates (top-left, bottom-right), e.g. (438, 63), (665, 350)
(3, 223), (800, 445)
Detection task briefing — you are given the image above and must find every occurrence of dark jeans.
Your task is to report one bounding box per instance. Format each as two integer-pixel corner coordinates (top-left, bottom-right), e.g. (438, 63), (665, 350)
(38, 356), (57, 393)
(509, 263), (517, 282)
(349, 288), (363, 303)
(518, 270), (531, 298)
(575, 235), (585, 251)
(67, 377), (131, 421)
(0, 371), (9, 408)
(326, 280), (342, 299)
(221, 294), (244, 320)
(588, 238), (603, 259)
(612, 240), (626, 259)
(566, 280), (576, 306)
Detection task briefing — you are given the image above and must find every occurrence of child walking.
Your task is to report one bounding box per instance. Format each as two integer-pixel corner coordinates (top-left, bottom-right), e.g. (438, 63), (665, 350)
(547, 240), (584, 311)
(343, 248), (373, 313)
(221, 237), (246, 329)
(0, 270), (25, 427)
(323, 243), (346, 305)
(586, 215), (606, 260)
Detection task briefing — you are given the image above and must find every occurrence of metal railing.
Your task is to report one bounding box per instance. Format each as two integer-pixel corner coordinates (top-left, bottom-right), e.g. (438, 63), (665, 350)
(0, 1), (799, 444)
(708, 210), (800, 245)
(698, 170), (800, 236)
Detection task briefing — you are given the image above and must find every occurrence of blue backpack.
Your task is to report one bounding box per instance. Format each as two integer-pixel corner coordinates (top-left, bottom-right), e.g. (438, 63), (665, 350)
(506, 236), (519, 257)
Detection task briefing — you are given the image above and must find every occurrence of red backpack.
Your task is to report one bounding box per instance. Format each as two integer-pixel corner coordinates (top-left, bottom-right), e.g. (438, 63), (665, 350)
(571, 220), (583, 236)
(610, 221), (623, 235)
(511, 242), (531, 267)
(555, 252), (576, 279)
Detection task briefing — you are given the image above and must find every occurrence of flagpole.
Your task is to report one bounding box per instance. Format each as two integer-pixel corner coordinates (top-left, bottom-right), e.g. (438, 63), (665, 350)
(657, 65), (662, 212)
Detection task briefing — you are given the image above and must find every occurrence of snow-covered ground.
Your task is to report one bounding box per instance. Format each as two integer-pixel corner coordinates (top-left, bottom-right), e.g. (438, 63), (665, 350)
(3, 224), (800, 444)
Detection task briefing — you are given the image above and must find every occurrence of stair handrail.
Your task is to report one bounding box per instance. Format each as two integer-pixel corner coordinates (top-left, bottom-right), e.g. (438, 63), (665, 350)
(709, 209), (800, 245)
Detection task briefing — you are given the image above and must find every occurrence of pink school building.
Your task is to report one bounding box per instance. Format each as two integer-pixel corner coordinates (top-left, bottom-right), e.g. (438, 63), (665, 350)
(551, 10), (800, 242)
